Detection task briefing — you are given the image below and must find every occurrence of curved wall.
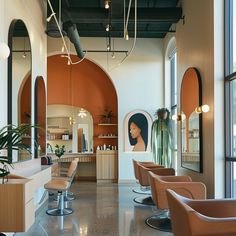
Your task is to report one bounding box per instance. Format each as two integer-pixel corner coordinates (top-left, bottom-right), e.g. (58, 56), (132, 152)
(47, 55), (118, 149)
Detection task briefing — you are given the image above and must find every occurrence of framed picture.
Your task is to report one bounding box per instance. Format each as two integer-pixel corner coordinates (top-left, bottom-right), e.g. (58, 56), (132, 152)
(124, 110), (153, 152)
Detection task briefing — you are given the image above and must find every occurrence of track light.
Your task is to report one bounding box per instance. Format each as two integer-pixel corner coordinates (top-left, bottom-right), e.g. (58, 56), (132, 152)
(104, 0), (109, 9)
(22, 52), (27, 58)
(106, 24), (110, 32)
(47, 12), (56, 22)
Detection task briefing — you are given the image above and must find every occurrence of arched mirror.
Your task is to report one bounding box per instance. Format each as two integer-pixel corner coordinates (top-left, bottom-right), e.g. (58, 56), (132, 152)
(47, 105), (94, 154)
(181, 67), (202, 172)
(8, 20), (32, 162)
(34, 76), (46, 158)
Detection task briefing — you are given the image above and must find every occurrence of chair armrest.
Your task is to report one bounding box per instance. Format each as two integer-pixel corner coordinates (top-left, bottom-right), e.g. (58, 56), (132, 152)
(189, 199), (236, 217)
(168, 182), (206, 199)
(156, 182), (206, 209)
(149, 168), (175, 176)
(160, 175), (192, 182)
(190, 211), (236, 235)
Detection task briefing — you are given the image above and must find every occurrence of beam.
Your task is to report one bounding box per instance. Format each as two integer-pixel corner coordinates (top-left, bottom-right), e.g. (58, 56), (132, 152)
(65, 7), (182, 24)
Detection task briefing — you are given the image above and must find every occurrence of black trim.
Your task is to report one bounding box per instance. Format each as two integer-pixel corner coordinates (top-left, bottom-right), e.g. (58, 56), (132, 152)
(8, 19), (32, 161)
(180, 67), (203, 173)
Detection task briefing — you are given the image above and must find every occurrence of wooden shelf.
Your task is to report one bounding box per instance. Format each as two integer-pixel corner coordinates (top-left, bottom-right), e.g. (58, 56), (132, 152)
(47, 139), (72, 141)
(97, 123), (118, 126)
(97, 136), (118, 139)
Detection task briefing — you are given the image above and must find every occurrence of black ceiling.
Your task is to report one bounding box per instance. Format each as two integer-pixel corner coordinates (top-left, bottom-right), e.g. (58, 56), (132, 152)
(48, 0), (182, 38)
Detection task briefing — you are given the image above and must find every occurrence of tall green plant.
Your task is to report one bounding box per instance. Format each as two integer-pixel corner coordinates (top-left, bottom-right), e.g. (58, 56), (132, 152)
(0, 124), (34, 178)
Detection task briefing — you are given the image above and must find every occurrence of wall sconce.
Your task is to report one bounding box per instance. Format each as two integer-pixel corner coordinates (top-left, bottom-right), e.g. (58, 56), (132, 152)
(172, 113), (186, 121)
(195, 104), (210, 113)
(0, 42), (10, 59)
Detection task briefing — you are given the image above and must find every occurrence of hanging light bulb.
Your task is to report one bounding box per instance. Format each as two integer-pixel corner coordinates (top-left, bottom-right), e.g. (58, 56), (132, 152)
(47, 12), (56, 22)
(78, 108), (87, 118)
(67, 58), (70, 65)
(105, 24), (110, 32)
(61, 45), (65, 53)
(111, 52), (115, 59)
(107, 45), (110, 51)
(104, 0), (109, 9)
(125, 31), (129, 40)
(22, 52), (27, 58)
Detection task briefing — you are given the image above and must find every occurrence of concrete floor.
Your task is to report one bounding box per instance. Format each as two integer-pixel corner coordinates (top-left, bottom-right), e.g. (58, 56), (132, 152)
(16, 181), (172, 236)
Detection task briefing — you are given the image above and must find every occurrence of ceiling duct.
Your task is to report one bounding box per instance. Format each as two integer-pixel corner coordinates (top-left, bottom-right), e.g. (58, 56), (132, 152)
(63, 21), (85, 59)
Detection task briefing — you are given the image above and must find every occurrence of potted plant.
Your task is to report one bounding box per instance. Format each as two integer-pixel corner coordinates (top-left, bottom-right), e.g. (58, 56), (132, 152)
(54, 144), (66, 159)
(0, 124), (35, 181)
(101, 109), (113, 124)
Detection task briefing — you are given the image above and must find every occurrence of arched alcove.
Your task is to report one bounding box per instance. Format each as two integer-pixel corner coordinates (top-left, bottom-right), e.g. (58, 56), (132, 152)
(47, 55), (118, 150)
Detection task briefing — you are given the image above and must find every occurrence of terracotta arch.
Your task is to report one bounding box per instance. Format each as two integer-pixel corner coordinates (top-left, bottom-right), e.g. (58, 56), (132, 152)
(47, 54), (118, 149)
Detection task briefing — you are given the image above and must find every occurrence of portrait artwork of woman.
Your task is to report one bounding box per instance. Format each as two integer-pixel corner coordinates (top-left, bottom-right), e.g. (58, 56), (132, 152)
(128, 113), (148, 151)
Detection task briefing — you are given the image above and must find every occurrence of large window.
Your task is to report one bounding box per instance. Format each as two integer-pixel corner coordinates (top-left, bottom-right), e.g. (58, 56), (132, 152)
(170, 53), (177, 168)
(225, 0), (236, 197)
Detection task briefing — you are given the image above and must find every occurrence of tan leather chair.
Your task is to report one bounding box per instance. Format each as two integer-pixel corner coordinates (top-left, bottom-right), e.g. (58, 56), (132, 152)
(166, 189), (236, 236)
(134, 164), (175, 206)
(44, 159), (78, 216)
(146, 172), (206, 232)
(52, 158), (79, 201)
(132, 159), (155, 194)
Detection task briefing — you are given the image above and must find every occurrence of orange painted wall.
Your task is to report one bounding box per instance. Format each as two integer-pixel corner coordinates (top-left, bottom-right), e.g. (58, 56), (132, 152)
(19, 76), (31, 146)
(36, 77), (46, 154)
(47, 55), (118, 150)
(181, 68), (199, 119)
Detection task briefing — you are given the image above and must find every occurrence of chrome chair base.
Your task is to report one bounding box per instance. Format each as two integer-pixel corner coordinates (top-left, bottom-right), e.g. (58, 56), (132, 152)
(46, 208), (73, 216)
(145, 213), (172, 232)
(133, 196), (155, 205)
(132, 187), (151, 195)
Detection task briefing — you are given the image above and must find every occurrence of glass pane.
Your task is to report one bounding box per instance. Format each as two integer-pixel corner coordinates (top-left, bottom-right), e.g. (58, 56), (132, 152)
(232, 80), (236, 156)
(233, 1), (236, 72)
(171, 53), (177, 106)
(171, 108), (177, 170)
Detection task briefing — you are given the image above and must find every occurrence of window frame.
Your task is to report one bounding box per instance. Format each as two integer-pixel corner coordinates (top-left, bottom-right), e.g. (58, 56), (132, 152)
(225, 0), (235, 197)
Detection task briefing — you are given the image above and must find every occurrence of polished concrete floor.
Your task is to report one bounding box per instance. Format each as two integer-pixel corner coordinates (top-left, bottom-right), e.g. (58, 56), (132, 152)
(16, 181), (172, 236)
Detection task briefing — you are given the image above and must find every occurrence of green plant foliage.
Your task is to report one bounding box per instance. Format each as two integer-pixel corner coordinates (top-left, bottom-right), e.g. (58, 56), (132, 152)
(54, 144), (65, 159)
(0, 124), (35, 178)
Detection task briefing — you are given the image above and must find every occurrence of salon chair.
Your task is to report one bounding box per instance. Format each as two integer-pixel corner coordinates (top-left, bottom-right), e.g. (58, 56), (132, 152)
(167, 189), (236, 236)
(52, 158), (79, 201)
(44, 159), (78, 216)
(133, 164), (175, 206)
(145, 173), (206, 232)
(132, 159), (155, 194)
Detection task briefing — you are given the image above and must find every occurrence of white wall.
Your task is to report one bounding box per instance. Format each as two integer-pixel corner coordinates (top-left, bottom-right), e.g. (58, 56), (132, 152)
(0, 0), (47, 160)
(48, 37), (164, 181)
(164, 0), (224, 198)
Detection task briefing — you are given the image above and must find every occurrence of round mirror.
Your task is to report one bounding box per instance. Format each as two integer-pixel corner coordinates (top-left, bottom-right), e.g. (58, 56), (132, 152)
(8, 20), (32, 162)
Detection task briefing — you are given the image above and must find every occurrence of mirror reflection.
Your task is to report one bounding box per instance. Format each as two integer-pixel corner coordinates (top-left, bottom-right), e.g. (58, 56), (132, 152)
(47, 105), (93, 154)
(181, 67), (202, 172)
(9, 20), (32, 163)
(34, 76), (46, 158)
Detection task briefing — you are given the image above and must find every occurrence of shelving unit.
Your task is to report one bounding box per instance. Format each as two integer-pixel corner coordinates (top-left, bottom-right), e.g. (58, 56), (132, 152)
(98, 135), (118, 139)
(95, 122), (118, 149)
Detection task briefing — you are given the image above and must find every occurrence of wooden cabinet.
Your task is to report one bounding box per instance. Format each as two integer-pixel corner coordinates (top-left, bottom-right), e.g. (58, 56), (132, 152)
(96, 150), (118, 183)
(0, 178), (34, 232)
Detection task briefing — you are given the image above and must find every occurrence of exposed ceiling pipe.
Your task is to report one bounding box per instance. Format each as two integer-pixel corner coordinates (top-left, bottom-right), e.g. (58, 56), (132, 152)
(63, 21), (85, 59)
